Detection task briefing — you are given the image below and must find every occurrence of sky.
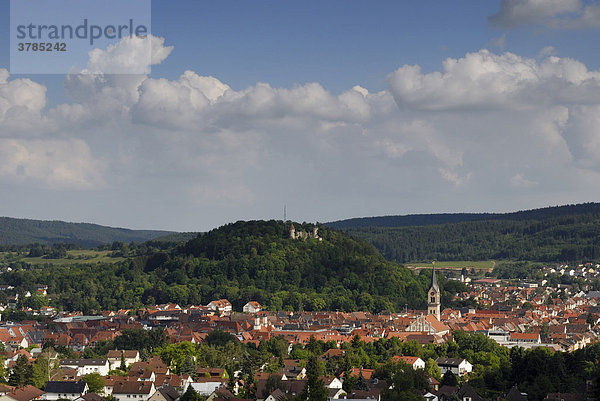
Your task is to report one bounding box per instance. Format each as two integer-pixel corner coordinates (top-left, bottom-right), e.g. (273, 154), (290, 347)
(1, 0), (600, 231)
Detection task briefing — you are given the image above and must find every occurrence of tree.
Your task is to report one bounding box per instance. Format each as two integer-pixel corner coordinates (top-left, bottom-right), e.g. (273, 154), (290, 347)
(262, 374), (284, 398)
(300, 355), (328, 401)
(82, 373), (105, 393)
(181, 386), (201, 401)
(32, 355), (51, 388)
(441, 371), (458, 387)
(205, 330), (235, 347)
(425, 358), (442, 381)
(9, 355), (33, 386)
(119, 353), (127, 371)
(180, 356), (197, 376)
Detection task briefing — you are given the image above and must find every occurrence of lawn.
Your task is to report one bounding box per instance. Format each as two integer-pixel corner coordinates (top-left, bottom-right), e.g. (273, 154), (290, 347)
(0, 250), (125, 265)
(406, 260), (496, 272)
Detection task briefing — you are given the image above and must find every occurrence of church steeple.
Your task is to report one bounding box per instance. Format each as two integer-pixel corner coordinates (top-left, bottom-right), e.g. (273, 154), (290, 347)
(431, 262), (439, 291)
(428, 262), (441, 320)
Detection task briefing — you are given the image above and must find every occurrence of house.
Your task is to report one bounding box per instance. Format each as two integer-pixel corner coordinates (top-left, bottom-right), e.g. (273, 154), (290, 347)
(509, 332), (541, 344)
(73, 394), (107, 401)
(60, 359), (110, 376)
(128, 358), (170, 378)
(112, 381), (155, 401)
(499, 385), (528, 401)
(423, 392), (438, 401)
(103, 376), (129, 396)
(279, 360), (306, 380)
(261, 381), (306, 401)
(107, 350), (140, 369)
(391, 356), (425, 370)
(196, 368), (228, 379)
(320, 349), (345, 360)
(407, 315), (450, 336)
(35, 285), (48, 295)
(320, 377), (343, 390)
(207, 300), (232, 316)
(0, 385), (45, 401)
(456, 383), (483, 401)
(147, 386), (180, 401)
(243, 302), (262, 314)
(188, 379), (228, 396)
(43, 381), (88, 400)
(435, 358), (473, 376)
(206, 387), (235, 401)
(343, 388), (382, 401)
(0, 386), (14, 397)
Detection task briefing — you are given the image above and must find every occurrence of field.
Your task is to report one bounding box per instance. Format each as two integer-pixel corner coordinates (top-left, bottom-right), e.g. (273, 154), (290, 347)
(406, 260), (496, 273)
(0, 250), (126, 266)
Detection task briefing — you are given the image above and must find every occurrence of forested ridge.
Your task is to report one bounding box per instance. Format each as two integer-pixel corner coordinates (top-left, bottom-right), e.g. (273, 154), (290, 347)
(0, 216), (173, 246)
(0, 220), (466, 313)
(328, 203), (600, 263)
(327, 203), (600, 229)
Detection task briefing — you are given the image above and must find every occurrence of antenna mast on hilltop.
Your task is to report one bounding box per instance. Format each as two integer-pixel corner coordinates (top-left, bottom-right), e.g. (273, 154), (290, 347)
(284, 205), (287, 222)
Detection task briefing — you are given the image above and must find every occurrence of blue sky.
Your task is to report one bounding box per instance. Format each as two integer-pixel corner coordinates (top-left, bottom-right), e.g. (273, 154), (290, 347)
(1, 0), (600, 231)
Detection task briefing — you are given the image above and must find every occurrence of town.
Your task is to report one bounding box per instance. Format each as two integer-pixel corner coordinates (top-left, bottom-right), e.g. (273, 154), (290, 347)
(0, 265), (598, 401)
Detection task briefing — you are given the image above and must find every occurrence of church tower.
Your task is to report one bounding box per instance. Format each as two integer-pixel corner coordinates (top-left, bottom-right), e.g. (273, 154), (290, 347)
(427, 262), (441, 320)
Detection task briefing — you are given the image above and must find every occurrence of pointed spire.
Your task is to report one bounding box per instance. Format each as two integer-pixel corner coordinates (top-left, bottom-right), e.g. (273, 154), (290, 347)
(431, 261), (439, 291)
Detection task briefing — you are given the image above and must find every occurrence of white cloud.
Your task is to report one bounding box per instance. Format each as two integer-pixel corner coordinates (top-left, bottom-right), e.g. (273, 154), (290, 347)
(0, 69), (47, 132)
(84, 35), (173, 75)
(4, 35), (600, 229)
(0, 139), (106, 189)
(489, 0), (600, 29)
(387, 50), (600, 111)
(538, 46), (557, 58)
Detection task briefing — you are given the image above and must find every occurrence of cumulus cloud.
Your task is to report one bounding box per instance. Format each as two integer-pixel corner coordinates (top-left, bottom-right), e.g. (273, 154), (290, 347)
(489, 0), (600, 29)
(4, 34), (600, 229)
(132, 74), (374, 130)
(84, 35), (173, 75)
(0, 139), (106, 189)
(387, 50), (600, 111)
(0, 69), (47, 132)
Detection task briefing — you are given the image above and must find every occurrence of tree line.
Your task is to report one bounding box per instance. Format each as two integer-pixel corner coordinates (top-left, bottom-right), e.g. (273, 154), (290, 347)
(341, 210), (600, 263)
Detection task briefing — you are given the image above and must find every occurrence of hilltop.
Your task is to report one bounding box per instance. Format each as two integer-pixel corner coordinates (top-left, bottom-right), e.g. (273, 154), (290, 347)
(0, 216), (174, 247)
(0, 220), (465, 313)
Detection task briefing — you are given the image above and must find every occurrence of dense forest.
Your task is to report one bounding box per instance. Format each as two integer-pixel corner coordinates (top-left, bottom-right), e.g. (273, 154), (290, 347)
(331, 203), (600, 263)
(327, 203), (600, 229)
(0, 216), (173, 246)
(0, 220), (467, 313)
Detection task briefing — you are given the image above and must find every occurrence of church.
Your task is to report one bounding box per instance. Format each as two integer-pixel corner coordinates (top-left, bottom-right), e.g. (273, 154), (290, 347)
(407, 264), (449, 336)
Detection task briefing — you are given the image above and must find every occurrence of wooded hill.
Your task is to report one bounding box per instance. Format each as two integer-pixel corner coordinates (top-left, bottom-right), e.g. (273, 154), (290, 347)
(326, 203), (600, 263)
(0, 220), (466, 313)
(0, 216), (174, 246)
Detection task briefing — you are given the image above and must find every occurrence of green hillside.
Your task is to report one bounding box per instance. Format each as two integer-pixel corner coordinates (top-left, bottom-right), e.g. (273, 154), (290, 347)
(0, 216), (174, 247)
(327, 203), (600, 229)
(0, 220), (465, 313)
(326, 203), (600, 263)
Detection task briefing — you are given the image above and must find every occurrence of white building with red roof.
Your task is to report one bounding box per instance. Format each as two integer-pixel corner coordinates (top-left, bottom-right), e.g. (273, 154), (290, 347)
(392, 355), (425, 370)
